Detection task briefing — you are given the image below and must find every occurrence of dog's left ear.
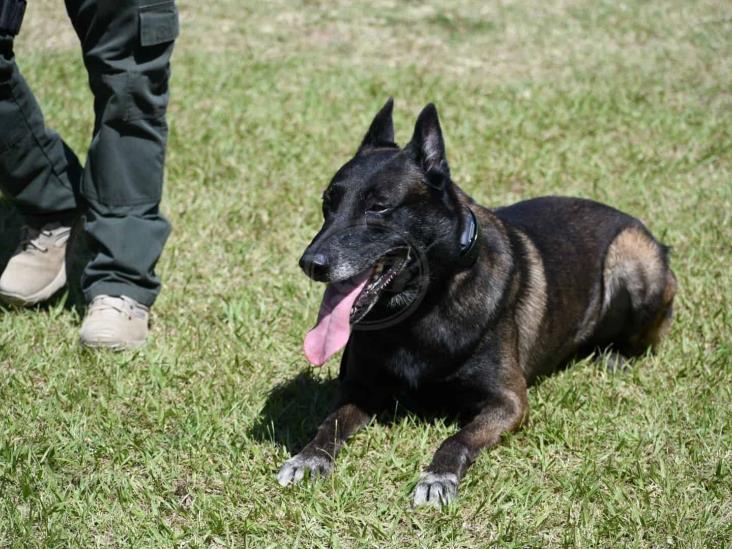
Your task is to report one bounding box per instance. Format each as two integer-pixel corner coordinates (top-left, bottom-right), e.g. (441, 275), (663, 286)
(359, 97), (396, 150)
(409, 103), (451, 189)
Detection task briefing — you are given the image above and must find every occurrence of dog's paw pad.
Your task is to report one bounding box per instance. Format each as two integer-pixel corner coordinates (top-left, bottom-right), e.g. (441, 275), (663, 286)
(412, 471), (458, 507)
(276, 453), (333, 487)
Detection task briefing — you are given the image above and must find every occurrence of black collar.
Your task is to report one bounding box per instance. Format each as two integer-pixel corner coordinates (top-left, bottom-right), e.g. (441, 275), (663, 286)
(457, 208), (480, 268)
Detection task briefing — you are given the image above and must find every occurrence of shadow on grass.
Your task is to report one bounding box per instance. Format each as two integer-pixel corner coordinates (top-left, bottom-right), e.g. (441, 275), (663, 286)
(0, 200), (22, 276)
(65, 216), (92, 312)
(249, 369), (339, 454)
(249, 368), (466, 455)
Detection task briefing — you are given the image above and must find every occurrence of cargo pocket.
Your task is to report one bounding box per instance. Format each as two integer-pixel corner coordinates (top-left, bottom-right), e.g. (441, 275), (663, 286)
(84, 116), (167, 207)
(0, 108), (25, 153)
(0, 106), (32, 200)
(0, 83), (26, 153)
(139, 1), (179, 47)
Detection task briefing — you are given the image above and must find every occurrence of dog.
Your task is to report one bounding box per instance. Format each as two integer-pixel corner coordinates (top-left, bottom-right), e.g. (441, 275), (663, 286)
(277, 98), (677, 507)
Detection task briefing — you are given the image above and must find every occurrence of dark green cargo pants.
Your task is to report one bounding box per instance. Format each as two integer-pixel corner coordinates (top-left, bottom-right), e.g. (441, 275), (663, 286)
(0, 0), (178, 307)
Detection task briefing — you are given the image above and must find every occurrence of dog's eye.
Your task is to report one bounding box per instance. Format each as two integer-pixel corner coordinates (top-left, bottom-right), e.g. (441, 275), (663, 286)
(366, 203), (391, 215)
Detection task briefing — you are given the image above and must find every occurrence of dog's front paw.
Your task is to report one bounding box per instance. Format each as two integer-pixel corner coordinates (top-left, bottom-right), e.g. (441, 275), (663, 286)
(276, 453), (333, 487)
(412, 471), (458, 508)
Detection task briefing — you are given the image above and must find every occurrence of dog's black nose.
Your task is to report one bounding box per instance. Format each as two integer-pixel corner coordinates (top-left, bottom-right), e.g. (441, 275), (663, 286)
(299, 252), (330, 281)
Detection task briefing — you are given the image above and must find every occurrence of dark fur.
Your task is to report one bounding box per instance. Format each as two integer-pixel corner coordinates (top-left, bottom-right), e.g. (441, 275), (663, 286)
(277, 99), (677, 507)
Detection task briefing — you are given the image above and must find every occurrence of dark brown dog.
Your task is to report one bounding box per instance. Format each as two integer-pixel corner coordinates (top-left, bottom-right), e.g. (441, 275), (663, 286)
(278, 99), (677, 507)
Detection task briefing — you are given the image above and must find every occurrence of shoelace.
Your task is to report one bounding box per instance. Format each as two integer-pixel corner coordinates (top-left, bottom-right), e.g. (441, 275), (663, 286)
(18, 225), (70, 253)
(89, 297), (147, 319)
(90, 297), (130, 315)
(19, 226), (49, 253)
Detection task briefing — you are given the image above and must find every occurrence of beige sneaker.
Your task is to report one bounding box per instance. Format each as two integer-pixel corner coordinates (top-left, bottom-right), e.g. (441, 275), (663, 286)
(79, 295), (149, 350)
(0, 223), (71, 306)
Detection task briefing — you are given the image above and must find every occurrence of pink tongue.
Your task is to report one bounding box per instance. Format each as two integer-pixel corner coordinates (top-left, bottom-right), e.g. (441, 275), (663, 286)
(303, 271), (370, 366)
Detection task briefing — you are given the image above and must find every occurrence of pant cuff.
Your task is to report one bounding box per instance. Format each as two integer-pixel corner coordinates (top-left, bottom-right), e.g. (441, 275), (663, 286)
(21, 208), (79, 229)
(83, 281), (158, 308)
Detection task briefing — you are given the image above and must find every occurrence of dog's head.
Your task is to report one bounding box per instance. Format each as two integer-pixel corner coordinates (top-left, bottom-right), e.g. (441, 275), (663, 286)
(301, 99), (476, 364)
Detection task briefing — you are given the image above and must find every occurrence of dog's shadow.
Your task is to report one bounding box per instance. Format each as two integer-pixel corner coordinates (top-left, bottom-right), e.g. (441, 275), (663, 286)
(250, 369), (460, 455)
(249, 370), (339, 453)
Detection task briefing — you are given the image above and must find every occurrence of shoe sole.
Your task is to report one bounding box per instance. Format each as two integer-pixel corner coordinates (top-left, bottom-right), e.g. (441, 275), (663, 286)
(79, 338), (147, 351)
(0, 263), (67, 307)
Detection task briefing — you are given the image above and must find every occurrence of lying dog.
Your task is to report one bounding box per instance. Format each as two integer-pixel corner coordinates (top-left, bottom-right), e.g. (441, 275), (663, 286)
(277, 99), (677, 507)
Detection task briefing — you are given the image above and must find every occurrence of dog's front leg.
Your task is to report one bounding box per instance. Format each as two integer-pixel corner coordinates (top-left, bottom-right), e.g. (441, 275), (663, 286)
(277, 401), (371, 486)
(413, 385), (528, 507)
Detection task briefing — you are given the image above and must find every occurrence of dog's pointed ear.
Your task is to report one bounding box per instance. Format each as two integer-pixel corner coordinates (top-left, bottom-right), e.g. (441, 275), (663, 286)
(359, 97), (396, 150)
(409, 103), (450, 189)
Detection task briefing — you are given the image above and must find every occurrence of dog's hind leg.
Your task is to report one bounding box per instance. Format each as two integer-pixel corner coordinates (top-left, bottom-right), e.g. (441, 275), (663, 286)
(412, 372), (528, 507)
(601, 226), (677, 358)
(629, 269), (677, 353)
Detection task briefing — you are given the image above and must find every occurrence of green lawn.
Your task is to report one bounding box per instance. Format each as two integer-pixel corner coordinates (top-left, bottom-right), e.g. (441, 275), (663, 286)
(1, 0), (731, 546)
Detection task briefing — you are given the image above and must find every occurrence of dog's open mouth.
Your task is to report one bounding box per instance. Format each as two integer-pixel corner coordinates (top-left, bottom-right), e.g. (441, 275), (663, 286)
(350, 248), (410, 324)
(303, 248), (410, 366)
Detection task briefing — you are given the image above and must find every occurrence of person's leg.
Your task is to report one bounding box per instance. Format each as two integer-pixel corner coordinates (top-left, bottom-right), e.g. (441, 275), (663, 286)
(65, 0), (177, 310)
(62, 0), (177, 347)
(0, 14), (81, 305)
(0, 33), (80, 218)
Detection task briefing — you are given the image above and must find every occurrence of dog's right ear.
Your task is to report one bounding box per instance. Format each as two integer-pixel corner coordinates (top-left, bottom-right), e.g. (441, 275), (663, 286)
(359, 97), (396, 151)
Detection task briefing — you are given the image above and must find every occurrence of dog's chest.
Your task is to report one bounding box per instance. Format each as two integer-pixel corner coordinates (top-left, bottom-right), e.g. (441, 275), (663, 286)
(361, 335), (493, 403)
(380, 349), (493, 415)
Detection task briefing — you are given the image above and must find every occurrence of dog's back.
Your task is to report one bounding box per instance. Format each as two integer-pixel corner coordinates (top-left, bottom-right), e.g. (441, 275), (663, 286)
(494, 196), (676, 381)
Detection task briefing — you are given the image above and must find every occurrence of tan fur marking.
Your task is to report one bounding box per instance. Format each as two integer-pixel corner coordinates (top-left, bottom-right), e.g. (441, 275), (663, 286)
(602, 226), (664, 313)
(515, 232), (547, 373)
(603, 226), (677, 352)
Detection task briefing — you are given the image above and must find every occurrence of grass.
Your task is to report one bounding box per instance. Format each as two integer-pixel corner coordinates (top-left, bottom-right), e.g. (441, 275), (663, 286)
(1, 0), (731, 546)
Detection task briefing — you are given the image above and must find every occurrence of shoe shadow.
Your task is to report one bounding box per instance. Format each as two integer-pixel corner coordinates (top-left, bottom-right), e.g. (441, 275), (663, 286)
(66, 216), (91, 312)
(248, 369), (339, 454)
(0, 200), (22, 276)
